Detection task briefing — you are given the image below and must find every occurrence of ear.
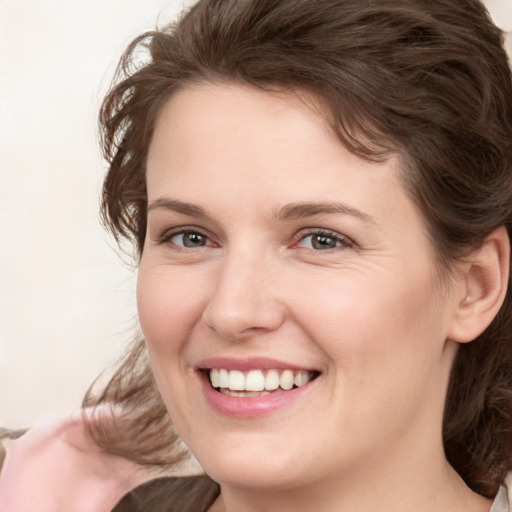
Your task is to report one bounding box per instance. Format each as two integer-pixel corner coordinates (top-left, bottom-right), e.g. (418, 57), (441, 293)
(448, 226), (510, 344)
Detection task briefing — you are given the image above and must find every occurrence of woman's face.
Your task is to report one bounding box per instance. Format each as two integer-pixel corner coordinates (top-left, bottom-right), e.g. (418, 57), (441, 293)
(138, 84), (462, 491)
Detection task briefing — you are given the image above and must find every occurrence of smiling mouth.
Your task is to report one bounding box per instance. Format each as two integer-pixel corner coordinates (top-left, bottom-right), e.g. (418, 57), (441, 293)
(206, 368), (319, 397)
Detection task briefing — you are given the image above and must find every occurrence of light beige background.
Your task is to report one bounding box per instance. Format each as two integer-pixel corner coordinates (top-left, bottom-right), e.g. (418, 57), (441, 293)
(1, 0), (511, 428)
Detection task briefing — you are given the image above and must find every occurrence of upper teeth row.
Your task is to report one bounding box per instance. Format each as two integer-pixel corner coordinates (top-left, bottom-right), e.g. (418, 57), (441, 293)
(209, 368), (312, 392)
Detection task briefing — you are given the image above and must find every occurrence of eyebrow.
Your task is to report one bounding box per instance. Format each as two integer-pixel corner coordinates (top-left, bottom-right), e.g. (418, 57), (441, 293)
(147, 197), (375, 225)
(275, 201), (376, 224)
(147, 198), (207, 217)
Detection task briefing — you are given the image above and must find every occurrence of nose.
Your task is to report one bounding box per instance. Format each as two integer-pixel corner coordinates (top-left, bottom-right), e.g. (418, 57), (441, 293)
(202, 250), (286, 340)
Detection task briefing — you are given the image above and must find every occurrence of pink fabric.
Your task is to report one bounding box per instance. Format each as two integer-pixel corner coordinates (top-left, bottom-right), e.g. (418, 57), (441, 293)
(0, 411), (167, 512)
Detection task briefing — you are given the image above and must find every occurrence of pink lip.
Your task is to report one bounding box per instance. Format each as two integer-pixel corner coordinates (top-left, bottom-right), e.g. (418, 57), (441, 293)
(200, 375), (312, 417)
(197, 357), (310, 372)
(197, 358), (318, 418)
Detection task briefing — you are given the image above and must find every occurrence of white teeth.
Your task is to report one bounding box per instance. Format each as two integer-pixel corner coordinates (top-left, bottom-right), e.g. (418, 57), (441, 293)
(294, 370), (308, 387)
(222, 390), (272, 397)
(210, 368), (220, 388)
(219, 369), (229, 388)
(245, 370), (265, 391)
(209, 368), (314, 393)
(280, 370), (294, 390)
(265, 369), (280, 391)
(228, 370), (245, 391)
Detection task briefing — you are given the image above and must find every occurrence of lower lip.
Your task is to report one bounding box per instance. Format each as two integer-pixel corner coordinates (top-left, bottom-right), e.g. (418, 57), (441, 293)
(200, 373), (313, 418)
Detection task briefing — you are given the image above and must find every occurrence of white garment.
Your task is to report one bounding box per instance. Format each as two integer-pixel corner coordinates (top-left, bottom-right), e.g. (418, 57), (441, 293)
(490, 473), (512, 512)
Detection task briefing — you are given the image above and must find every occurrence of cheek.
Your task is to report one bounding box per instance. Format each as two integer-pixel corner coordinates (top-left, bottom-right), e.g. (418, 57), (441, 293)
(136, 265), (206, 357)
(293, 264), (447, 378)
(136, 265), (207, 426)
(291, 270), (450, 444)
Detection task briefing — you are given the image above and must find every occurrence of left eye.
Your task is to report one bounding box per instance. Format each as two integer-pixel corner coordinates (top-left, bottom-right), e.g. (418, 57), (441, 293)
(297, 232), (350, 251)
(169, 231), (210, 248)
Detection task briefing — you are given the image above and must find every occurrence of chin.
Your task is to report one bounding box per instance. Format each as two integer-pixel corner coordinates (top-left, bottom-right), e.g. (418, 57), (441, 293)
(205, 459), (302, 491)
(190, 434), (305, 490)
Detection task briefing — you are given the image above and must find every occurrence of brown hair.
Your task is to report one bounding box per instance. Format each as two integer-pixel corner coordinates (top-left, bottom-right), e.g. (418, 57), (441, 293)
(85, 0), (512, 500)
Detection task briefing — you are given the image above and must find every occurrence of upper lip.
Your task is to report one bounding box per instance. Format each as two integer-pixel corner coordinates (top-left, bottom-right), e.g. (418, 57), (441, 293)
(197, 357), (317, 372)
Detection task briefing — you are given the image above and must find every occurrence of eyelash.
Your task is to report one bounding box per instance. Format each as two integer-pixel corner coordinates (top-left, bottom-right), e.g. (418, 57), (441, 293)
(157, 227), (214, 248)
(156, 227), (354, 252)
(294, 229), (354, 251)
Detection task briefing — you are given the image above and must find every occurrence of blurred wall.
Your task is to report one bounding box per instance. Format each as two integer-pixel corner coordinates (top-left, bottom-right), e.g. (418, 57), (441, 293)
(0, 0), (511, 428)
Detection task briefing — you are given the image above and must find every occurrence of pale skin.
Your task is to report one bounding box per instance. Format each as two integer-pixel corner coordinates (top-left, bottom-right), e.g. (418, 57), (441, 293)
(138, 83), (509, 512)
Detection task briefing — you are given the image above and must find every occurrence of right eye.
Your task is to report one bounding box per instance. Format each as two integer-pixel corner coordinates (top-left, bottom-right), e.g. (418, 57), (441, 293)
(161, 229), (213, 248)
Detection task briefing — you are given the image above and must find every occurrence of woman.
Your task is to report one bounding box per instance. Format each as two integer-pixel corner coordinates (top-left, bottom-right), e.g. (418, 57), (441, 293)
(2, 0), (512, 510)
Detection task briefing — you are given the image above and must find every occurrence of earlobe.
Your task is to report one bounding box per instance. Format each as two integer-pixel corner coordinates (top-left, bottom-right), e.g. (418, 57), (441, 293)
(448, 226), (510, 344)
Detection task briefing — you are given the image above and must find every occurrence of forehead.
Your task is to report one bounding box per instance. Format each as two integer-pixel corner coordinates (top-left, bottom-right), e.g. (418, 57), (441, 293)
(149, 84), (334, 167)
(147, 83), (401, 194)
